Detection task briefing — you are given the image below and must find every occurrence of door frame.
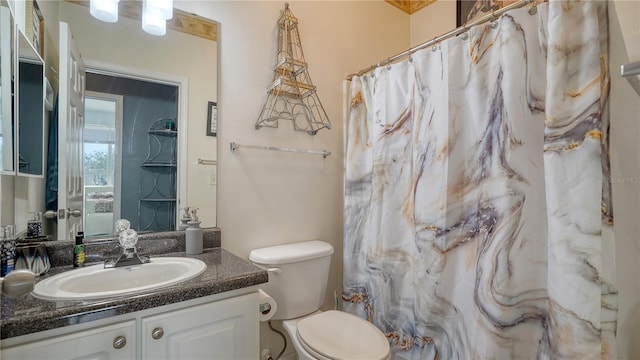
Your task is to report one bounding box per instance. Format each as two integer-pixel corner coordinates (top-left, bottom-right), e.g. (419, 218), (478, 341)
(83, 59), (188, 227)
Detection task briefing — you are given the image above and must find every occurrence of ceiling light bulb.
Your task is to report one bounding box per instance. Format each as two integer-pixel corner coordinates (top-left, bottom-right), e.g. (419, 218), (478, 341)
(90, 0), (119, 23)
(142, 1), (167, 36)
(149, 0), (173, 20)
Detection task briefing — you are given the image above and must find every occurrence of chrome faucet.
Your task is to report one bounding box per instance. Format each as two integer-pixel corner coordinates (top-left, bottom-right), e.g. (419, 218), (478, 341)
(104, 221), (150, 268)
(104, 244), (150, 268)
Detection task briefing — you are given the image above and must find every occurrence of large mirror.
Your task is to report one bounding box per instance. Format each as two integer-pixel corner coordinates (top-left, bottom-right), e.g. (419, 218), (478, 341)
(2, 0), (218, 240)
(0, 2), (14, 174)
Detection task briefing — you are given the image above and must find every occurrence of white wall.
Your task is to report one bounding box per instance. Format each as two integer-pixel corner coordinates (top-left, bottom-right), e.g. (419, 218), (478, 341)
(0, 175), (14, 226)
(12, 176), (45, 234)
(614, 0), (640, 61)
(610, 1), (640, 358)
(410, 0), (456, 46)
(174, 0), (408, 355)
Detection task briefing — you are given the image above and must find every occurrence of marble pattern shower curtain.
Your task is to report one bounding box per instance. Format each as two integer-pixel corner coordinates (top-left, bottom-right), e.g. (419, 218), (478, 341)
(343, 1), (616, 359)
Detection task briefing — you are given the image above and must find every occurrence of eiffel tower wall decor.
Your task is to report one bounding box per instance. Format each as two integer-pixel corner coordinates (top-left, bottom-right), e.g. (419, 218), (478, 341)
(255, 3), (331, 136)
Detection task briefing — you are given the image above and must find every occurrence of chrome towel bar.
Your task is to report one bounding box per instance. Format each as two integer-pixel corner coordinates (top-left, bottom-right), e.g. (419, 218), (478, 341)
(621, 61), (640, 77)
(197, 158), (217, 165)
(230, 142), (331, 158)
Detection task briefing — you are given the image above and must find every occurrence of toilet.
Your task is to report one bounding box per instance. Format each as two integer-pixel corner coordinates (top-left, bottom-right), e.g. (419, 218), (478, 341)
(249, 240), (390, 360)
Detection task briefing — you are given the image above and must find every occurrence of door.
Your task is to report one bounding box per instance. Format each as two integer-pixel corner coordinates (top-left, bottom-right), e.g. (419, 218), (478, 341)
(57, 22), (85, 241)
(1, 320), (136, 359)
(142, 293), (259, 359)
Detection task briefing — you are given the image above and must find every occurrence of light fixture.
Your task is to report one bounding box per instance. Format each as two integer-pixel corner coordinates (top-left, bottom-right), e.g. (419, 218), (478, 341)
(142, 5), (166, 36)
(89, 0), (120, 23)
(142, 0), (173, 36)
(153, 0), (174, 20)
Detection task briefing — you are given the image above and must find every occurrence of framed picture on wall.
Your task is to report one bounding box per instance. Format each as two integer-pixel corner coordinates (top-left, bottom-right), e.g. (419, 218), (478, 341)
(457, 0), (517, 27)
(206, 101), (217, 137)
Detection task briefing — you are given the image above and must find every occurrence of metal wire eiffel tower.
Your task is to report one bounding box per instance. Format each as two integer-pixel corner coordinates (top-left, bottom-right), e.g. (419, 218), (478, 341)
(255, 3), (331, 135)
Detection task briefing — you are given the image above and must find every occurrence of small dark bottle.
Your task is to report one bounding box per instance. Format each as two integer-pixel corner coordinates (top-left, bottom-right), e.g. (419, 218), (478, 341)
(73, 231), (85, 268)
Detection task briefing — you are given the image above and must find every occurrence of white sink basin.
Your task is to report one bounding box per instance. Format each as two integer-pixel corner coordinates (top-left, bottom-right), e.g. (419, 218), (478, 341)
(33, 257), (207, 301)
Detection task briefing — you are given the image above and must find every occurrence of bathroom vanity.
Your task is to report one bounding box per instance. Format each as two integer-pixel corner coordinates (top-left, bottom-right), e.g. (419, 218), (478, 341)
(0, 231), (268, 359)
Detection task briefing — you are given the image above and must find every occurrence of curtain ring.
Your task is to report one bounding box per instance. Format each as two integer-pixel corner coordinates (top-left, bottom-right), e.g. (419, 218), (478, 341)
(528, 0), (538, 15)
(458, 26), (469, 40)
(488, 10), (498, 28)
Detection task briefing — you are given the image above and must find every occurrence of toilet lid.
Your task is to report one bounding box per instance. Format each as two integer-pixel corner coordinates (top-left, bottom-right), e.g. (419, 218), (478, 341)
(296, 310), (390, 360)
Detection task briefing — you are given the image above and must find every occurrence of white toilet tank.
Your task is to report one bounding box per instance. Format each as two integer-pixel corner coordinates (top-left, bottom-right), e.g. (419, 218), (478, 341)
(249, 240), (334, 320)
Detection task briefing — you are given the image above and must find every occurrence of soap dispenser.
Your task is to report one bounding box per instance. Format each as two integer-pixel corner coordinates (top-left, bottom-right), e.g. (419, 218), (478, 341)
(185, 208), (203, 255)
(178, 207), (191, 231)
(73, 231), (85, 268)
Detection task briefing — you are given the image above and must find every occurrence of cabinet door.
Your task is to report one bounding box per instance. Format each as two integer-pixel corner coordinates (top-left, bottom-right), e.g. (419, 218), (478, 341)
(2, 320), (135, 360)
(142, 293), (258, 360)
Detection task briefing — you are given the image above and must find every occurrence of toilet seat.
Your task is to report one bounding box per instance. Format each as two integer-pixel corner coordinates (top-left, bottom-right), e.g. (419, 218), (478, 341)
(296, 310), (390, 360)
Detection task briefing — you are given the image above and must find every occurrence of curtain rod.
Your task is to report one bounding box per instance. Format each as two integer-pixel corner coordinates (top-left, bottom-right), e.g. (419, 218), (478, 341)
(346, 0), (535, 81)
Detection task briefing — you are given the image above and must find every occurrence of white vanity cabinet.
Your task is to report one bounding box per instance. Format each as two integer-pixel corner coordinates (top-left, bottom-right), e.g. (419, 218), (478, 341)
(142, 292), (257, 359)
(1, 320), (136, 359)
(1, 290), (259, 360)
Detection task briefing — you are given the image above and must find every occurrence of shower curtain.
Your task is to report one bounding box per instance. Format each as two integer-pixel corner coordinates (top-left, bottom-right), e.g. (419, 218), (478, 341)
(343, 1), (616, 359)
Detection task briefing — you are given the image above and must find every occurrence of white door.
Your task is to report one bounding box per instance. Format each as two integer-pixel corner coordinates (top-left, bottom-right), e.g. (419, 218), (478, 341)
(57, 22), (85, 241)
(1, 320), (136, 359)
(142, 293), (259, 359)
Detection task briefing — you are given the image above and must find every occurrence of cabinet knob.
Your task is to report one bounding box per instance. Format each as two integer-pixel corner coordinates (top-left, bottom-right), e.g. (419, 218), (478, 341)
(152, 327), (164, 340)
(113, 335), (127, 349)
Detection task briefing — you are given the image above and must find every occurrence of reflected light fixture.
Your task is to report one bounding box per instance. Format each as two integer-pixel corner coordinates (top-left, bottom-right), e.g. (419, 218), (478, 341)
(142, 0), (173, 36)
(154, 0), (174, 20)
(142, 5), (166, 35)
(90, 0), (173, 36)
(89, 0), (120, 23)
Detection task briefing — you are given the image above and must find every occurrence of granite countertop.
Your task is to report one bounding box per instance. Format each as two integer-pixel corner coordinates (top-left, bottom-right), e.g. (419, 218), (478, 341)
(1, 230), (268, 340)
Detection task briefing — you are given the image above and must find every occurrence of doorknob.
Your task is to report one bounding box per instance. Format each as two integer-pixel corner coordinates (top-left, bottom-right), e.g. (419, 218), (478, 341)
(43, 210), (58, 219)
(67, 209), (82, 217)
(45, 209), (82, 220)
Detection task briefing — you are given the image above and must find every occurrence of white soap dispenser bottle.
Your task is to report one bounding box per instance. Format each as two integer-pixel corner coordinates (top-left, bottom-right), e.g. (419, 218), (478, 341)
(185, 208), (203, 255)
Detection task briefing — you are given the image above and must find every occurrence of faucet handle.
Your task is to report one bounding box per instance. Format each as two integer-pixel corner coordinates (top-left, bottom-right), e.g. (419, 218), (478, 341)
(118, 229), (138, 249)
(114, 219), (131, 235)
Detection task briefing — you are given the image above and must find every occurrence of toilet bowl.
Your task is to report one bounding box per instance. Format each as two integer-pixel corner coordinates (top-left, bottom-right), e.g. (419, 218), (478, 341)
(249, 241), (390, 360)
(282, 310), (390, 360)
